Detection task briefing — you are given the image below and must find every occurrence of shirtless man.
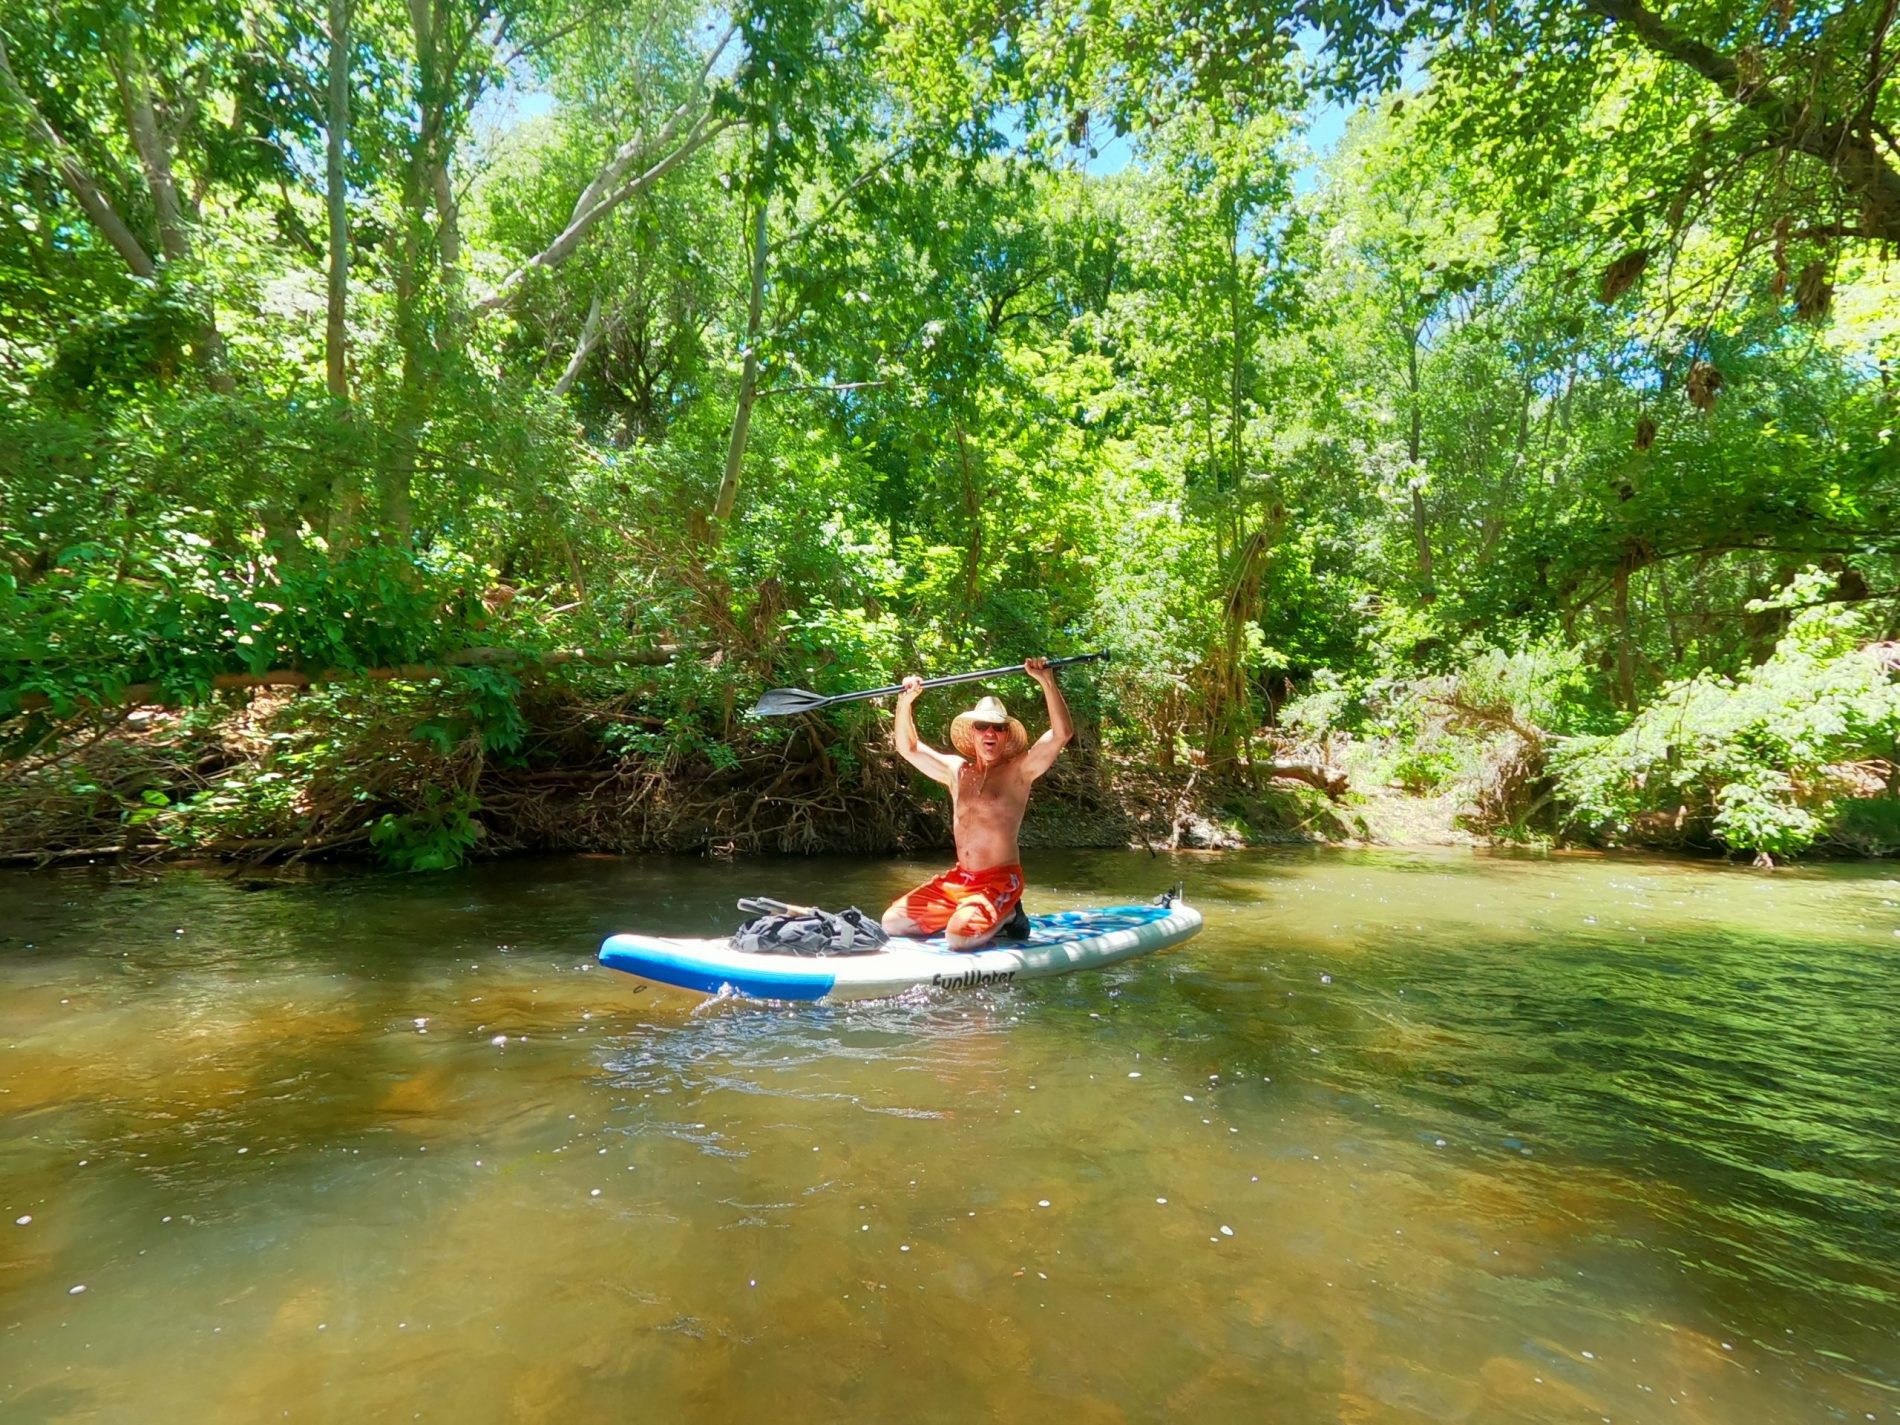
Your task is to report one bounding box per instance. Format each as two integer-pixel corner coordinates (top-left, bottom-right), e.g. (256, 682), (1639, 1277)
(881, 657), (1073, 950)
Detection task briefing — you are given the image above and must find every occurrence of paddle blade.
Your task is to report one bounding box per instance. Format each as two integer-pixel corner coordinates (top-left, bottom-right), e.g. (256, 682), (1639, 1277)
(749, 685), (833, 717)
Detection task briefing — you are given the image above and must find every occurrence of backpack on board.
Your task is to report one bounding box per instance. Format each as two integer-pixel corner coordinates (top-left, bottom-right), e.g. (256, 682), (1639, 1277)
(731, 897), (890, 956)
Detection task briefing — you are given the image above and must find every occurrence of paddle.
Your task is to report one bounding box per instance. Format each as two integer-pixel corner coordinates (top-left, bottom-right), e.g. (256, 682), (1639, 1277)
(749, 651), (1110, 717)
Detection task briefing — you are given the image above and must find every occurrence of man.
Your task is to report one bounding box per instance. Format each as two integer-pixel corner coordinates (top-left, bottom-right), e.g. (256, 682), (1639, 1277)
(881, 656), (1073, 950)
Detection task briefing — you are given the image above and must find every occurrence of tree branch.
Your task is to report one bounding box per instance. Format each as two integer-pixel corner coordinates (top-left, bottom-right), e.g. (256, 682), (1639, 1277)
(552, 291), (605, 395)
(757, 378), (893, 399)
(781, 138), (916, 252)
(1428, 694), (1560, 746)
(1864, 0), (1900, 129)
(1579, 0), (1900, 241)
(0, 32), (156, 276)
(473, 21), (738, 315)
(498, 11), (594, 70)
(1787, 222), (1881, 241)
(1579, 0), (1740, 95)
(9, 645), (701, 717)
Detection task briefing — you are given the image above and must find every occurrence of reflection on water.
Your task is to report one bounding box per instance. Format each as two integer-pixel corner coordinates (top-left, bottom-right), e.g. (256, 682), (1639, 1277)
(2, 850), (1897, 1423)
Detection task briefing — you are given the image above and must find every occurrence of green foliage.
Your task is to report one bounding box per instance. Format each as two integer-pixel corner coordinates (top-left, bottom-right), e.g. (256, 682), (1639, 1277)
(1285, 639), (1608, 827)
(603, 720), (742, 772)
(0, 543), (490, 716)
(1827, 798), (1900, 857)
(1710, 773), (1822, 861)
(1278, 671), (1352, 741)
(1553, 581), (1900, 857)
(412, 670), (529, 758)
(1386, 742), (1462, 797)
(90, 678), (539, 870)
(1453, 641), (1609, 741)
(370, 789), (485, 872)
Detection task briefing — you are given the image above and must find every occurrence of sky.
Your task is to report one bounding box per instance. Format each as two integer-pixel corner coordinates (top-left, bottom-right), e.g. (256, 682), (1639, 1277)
(478, 23), (1369, 192)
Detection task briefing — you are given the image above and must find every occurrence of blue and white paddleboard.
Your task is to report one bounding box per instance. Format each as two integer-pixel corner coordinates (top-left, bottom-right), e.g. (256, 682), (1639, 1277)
(598, 900), (1203, 1002)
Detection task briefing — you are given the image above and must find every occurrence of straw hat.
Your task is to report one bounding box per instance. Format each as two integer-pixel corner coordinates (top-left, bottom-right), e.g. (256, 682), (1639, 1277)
(949, 694), (1029, 761)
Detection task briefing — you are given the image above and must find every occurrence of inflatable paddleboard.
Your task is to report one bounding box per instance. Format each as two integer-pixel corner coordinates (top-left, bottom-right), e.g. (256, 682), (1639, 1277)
(598, 899), (1203, 1002)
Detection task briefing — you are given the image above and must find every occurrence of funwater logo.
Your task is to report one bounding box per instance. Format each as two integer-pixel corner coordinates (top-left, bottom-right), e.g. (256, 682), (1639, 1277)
(930, 967), (1016, 989)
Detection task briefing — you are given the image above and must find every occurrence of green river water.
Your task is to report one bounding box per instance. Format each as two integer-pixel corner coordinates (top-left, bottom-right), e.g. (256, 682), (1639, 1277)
(1, 848), (1896, 1424)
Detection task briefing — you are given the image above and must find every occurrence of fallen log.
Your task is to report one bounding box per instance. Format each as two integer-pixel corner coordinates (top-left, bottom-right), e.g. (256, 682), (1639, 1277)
(0, 828), (373, 868)
(7, 645), (696, 716)
(1428, 694), (1560, 745)
(1265, 759), (1349, 799)
(0, 843), (143, 866)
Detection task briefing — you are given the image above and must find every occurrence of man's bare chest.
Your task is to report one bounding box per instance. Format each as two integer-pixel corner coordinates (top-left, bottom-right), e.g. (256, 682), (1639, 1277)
(955, 770), (1027, 816)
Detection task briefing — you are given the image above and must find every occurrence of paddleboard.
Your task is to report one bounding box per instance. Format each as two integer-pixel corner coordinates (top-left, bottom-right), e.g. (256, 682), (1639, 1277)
(598, 899), (1203, 1002)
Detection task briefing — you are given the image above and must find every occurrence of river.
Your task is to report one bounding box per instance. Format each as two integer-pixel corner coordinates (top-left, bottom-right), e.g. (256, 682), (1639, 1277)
(2, 848), (1896, 1423)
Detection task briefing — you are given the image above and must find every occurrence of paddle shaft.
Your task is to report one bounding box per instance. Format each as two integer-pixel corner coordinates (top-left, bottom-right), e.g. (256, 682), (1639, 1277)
(817, 652), (1108, 710)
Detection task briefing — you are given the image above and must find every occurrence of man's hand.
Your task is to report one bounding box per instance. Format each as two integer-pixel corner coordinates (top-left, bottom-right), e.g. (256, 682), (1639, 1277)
(1025, 656), (1055, 684)
(897, 673), (924, 703)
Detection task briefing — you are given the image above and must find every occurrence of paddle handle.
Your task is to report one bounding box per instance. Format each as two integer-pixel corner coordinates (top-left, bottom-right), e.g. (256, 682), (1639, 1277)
(840, 652), (1110, 707)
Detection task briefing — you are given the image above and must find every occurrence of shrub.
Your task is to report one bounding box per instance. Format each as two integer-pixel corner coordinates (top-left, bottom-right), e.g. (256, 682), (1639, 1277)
(1827, 797), (1900, 856)
(1552, 574), (1900, 859)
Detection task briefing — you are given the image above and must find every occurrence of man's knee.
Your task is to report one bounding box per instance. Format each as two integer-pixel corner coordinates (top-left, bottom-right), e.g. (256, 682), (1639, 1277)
(944, 904), (1000, 950)
(882, 904), (921, 936)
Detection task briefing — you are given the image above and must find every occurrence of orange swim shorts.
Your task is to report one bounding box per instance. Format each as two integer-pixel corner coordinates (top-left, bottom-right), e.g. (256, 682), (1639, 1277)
(890, 863), (1024, 942)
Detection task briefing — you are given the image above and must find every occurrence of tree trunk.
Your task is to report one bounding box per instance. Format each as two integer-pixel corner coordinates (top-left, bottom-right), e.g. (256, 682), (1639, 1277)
(114, 37), (188, 262)
(1656, 559), (1684, 662)
(113, 32), (236, 393)
(1613, 563), (1636, 709)
(712, 161), (771, 527)
(0, 36), (157, 277)
(432, 163), (459, 273)
(1265, 760), (1349, 798)
(323, 0), (361, 552)
(1202, 392), (1223, 567)
(1204, 514), (1280, 764)
(1228, 205), (1246, 501)
(381, 0), (454, 542)
(1405, 323), (1433, 600)
(956, 420), (983, 609)
(1483, 372), (1535, 556)
(407, 0), (460, 309)
(325, 0), (352, 403)
(385, 156), (427, 541)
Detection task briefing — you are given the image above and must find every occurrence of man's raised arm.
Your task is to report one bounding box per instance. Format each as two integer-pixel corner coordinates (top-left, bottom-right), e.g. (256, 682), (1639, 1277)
(893, 675), (960, 787)
(1020, 657), (1073, 780)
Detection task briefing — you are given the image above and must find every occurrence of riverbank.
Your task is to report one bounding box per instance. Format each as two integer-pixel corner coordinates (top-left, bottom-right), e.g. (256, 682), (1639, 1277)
(0, 684), (1465, 868)
(3, 682), (1883, 870)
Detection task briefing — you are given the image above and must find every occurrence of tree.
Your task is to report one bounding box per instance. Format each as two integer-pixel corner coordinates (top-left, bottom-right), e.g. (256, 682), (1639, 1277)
(1002, 0), (1898, 345)
(1110, 105), (1301, 757)
(0, 0), (324, 392)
